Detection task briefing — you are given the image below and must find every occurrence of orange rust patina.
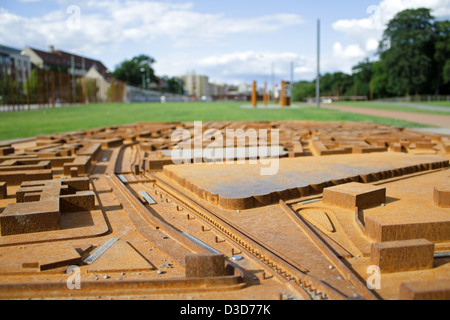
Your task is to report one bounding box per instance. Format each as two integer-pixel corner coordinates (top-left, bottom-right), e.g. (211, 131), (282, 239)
(0, 121), (449, 301)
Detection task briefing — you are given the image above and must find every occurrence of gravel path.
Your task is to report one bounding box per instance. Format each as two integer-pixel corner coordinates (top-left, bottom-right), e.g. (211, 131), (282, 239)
(377, 102), (450, 112)
(323, 104), (450, 128)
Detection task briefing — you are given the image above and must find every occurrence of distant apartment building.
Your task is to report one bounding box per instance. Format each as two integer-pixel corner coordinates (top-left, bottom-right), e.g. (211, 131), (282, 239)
(181, 73), (211, 100)
(180, 73), (231, 101)
(0, 44), (31, 83)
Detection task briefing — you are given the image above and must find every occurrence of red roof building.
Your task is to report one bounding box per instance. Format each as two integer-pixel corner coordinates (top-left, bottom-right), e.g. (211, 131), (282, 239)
(22, 46), (111, 81)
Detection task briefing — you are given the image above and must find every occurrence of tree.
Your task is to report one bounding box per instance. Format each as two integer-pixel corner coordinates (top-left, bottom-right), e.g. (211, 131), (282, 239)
(352, 59), (373, 99)
(113, 55), (157, 88)
(434, 20), (450, 91)
(379, 8), (435, 96)
(444, 60), (450, 84)
(320, 72), (353, 98)
(293, 81), (315, 102)
(165, 76), (185, 95)
(370, 60), (390, 99)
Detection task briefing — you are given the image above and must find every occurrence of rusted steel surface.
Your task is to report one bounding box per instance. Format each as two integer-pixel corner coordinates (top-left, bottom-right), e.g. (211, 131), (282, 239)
(0, 121), (449, 300)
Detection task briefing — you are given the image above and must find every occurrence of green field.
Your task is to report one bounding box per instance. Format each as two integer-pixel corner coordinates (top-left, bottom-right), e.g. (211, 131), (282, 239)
(0, 101), (434, 141)
(332, 101), (450, 115)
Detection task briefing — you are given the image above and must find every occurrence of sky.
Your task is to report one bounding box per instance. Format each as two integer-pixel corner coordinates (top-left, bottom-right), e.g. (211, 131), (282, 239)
(1, 0), (450, 86)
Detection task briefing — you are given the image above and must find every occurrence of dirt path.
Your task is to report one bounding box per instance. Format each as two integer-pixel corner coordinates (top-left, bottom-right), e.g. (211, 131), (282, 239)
(323, 104), (450, 128)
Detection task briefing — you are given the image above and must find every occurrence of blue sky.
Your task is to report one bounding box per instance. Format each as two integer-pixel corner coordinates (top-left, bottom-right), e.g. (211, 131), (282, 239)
(1, 0), (449, 85)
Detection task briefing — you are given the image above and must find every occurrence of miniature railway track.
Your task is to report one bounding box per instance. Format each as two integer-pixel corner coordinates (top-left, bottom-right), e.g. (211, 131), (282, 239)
(113, 142), (381, 300)
(145, 171), (352, 300)
(279, 201), (379, 300)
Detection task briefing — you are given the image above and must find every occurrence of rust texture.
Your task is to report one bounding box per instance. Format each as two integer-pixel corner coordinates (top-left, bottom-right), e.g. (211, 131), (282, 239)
(0, 120), (449, 301)
(371, 239), (435, 273)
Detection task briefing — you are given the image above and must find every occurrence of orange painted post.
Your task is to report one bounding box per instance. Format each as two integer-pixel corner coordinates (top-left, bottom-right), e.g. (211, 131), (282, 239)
(263, 82), (268, 107)
(251, 81), (257, 108)
(280, 81), (291, 107)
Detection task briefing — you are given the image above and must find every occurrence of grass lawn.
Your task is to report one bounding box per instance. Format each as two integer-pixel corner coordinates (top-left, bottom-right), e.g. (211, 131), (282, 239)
(0, 101), (433, 141)
(332, 101), (450, 115)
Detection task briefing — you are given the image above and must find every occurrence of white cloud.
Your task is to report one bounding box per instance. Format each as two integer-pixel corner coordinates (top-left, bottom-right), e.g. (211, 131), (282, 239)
(366, 38), (379, 51)
(154, 50), (315, 85)
(323, 42), (367, 74)
(330, 0), (450, 74)
(333, 0), (450, 51)
(0, 1), (304, 50)
(332, 43), (366, 59)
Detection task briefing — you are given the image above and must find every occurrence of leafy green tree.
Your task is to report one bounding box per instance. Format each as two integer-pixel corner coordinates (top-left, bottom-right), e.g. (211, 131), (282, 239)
(444, 60), (450, 84)
(113, 54), (157, 88)
(320, 72), (353, 98)
(352, 59), (373, 99)
(370, 60), (389, 99)
(164, 76), (185, 95)
(434, 20), (450, 90)
(379, 8), (435, 96)
(293, 80), (315, 101)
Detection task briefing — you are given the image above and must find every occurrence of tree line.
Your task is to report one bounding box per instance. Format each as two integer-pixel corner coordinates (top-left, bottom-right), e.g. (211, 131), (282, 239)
(293, 8), (450, 102)
(112, 54), (184, 95)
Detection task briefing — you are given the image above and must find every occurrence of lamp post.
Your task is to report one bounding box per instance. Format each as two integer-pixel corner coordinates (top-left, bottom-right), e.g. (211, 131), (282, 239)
(290, 61), (294, 105)
(316, 19), (321, 108)
(140, 67), (146, 90)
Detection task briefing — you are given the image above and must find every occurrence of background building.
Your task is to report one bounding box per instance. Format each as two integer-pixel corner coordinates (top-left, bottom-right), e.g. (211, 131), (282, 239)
(21, 46), (112, 103)
(0, 44), (31, 84)
(209, 82), (229, 101)
(181, 72), (211, 101)
(22, 46), (111, 81)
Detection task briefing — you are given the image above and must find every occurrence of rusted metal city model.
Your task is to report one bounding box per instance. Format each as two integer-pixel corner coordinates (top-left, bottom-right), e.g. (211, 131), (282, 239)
(0, 121), (449, 300)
